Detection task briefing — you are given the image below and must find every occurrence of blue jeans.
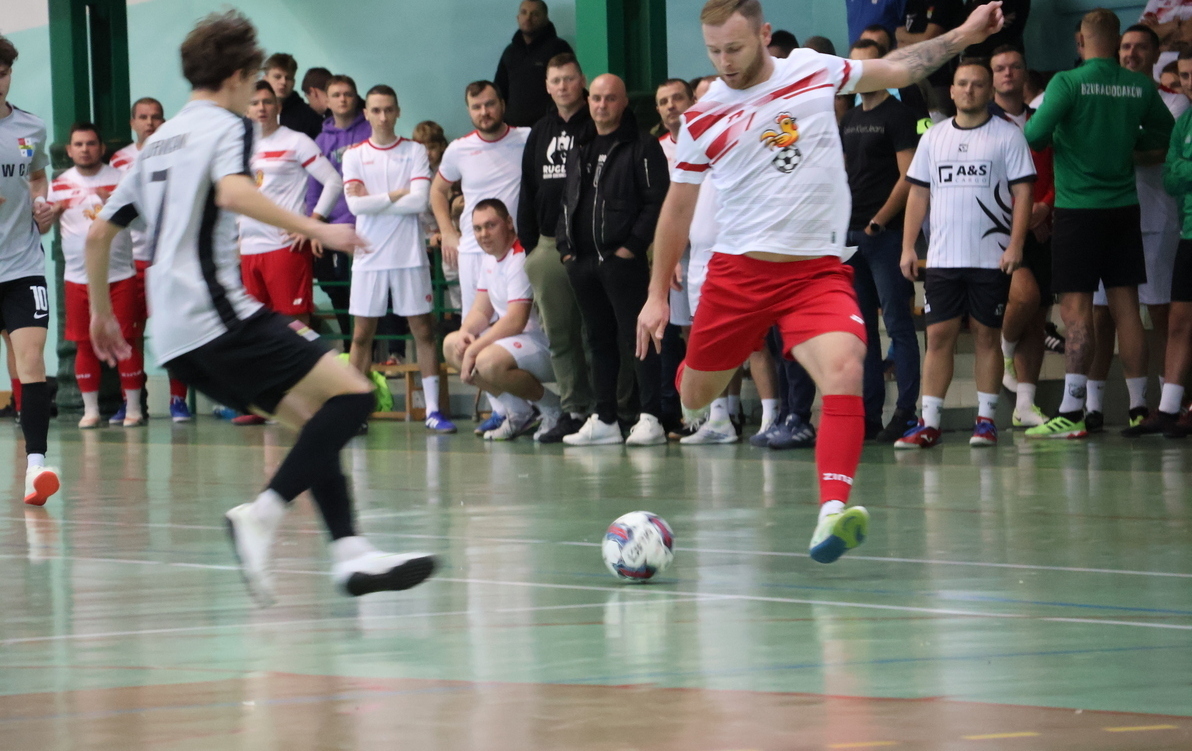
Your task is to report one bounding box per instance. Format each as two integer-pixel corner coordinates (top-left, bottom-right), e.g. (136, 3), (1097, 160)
(847, 229), (920, 419)
(766, 326), (816, 421)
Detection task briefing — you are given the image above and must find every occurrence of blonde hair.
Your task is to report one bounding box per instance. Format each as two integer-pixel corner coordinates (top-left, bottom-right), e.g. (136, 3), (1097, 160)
(1081, 8), (1120, 44)
(700, 0), (764, 28)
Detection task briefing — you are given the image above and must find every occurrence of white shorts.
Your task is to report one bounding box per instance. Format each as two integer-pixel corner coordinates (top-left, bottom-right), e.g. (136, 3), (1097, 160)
(457, 252), (486, 317)
(494, 331), (554, 384)
(1093, 228), (1179, 307)
(349, 267), (434, 318)
(687, 260), (709, 317)
(669, 250), (692, 326)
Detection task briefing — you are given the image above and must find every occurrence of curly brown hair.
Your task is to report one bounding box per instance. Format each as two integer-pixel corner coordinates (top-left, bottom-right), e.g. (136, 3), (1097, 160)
(180, 11), (264, 91)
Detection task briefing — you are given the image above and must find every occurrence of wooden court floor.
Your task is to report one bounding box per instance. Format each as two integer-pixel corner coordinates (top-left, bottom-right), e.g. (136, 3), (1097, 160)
(1, 417), (1190, 750)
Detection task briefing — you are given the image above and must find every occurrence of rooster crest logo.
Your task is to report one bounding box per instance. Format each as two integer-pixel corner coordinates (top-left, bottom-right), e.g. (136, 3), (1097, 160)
(760, 112), (802, 174)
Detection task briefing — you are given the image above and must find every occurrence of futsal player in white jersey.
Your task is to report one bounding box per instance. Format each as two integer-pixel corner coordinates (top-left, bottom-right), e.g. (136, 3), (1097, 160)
(637, 0), (1006, 563)
(47, 123), (145, 429)
(0, 35), (58, 506)
(87, 11), (435, 604)
(443, 199), (562, 440)
(111, 96), (194, 423)
(341, 84), (455, 434)
(895, 60), (1035, 450)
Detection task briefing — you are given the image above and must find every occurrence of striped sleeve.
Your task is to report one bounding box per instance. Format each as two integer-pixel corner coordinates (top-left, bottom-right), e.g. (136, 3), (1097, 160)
(670, 118), (709, 185)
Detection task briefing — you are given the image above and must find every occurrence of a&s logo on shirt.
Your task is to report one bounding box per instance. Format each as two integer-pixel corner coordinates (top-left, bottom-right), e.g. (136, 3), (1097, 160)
(17, 138), (35, 158)
(759, 113), (802, 174)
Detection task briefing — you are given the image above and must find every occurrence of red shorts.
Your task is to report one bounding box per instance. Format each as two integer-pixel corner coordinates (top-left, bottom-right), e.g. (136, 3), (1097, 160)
(65, 277), (143, 343)
(684, 253), (867, 372)
(133, 259), (150, 321)
(241, 245), (314, 316)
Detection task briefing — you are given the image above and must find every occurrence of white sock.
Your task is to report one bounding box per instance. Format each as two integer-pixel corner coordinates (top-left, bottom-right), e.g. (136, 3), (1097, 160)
(683, 403), (709, 425)
(819, 499), (845, 520)
(422, 375), (440, 414)
(330, 535), (375, 564)
(124, 389), (143, 419)
(726, 395), (740, 415)
(1160, 382), (1184, 414)
(1125, 376), (1147, 410)
(81, 391), (100, 417)
(1016, 382), (1037, 414)
(489, 393), (506, 417)
(977, 391), (998, 420)
(27, 453), (45, 468)
(761, 398), (780, 424)
(1060, 374), (1088, 414)
(496, 391), (532, 417)
(1001, 337), (1018, 359)
(533, 388), (561, 416)
(709, 397), (730, 422)
(1084, 379), (1105, 413)
(922, 395), (944, 429)
(250, 489), (287, 526)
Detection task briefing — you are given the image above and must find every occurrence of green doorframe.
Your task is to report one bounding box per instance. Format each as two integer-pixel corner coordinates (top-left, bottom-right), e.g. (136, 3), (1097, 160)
(47, 0), (131, 412)
(575, 0), (669, 125)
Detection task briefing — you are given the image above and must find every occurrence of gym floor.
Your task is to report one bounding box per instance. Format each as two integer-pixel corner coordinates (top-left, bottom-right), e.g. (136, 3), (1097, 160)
(2, 419), (1190, 750)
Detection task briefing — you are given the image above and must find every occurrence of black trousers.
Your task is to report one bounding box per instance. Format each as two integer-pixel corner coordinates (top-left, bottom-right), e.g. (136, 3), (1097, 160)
(566, 252), (661, 423)
(313, 249), (353, 337)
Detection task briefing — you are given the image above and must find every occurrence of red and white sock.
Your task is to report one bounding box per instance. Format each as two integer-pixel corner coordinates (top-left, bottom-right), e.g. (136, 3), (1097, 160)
(169, 377), (188, 401)
(816, 394), (865, 507)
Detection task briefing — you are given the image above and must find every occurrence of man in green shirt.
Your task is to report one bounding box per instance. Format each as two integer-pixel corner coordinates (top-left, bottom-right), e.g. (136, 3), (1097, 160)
(1022, 8), (1174, 438)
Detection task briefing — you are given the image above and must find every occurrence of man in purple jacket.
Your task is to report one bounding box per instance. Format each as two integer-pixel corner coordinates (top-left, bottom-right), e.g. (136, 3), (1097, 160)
(306, 74), (371, 336)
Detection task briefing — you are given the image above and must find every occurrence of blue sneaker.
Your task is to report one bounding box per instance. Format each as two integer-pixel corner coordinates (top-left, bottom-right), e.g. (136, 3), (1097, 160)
(474, 412), (505, 436)
(748, 416), (782, 447)
(108, 402), (127, 425)
(212, 405), (238, 420)
(768, 413), (816, 450)
(169, 396), (193, 423)
(969, 416), (998, 447)
(425, 411), (457, 434)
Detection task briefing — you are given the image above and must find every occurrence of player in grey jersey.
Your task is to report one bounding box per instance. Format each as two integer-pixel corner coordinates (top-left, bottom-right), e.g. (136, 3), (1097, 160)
(84, 11), (435, 605)
(0, 35), (59, 506)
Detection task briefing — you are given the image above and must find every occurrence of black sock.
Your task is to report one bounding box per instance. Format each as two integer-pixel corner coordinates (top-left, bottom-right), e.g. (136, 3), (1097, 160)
(267, 392), (372, 533)
(20, 381), (49, 457)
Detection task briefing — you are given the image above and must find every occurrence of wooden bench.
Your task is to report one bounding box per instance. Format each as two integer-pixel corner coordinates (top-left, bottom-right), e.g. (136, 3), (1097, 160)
(370, 363), (457, 421)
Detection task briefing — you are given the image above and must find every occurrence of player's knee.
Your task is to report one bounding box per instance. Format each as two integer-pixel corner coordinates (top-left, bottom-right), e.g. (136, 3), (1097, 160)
(474, 347), (507, 382)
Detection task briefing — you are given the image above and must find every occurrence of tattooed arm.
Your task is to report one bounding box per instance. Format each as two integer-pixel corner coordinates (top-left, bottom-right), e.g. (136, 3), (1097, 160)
(854, 1), (1005, 93)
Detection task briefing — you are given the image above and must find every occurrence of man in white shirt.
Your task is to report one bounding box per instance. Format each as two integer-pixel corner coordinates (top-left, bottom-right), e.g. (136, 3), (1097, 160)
(895, 60), (1035, 450)
(48, 124), (144, 429)
(637, 0), (1005, 562)
(89, 11), (435, 605)
(443, 199), (562, 440)
(342, 84), (454, 433)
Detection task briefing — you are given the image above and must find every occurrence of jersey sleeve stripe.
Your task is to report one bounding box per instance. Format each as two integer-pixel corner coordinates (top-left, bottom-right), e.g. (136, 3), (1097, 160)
(344, 179), (364, 186)
(1008, 174), (1037, 185)
(906, 176), (931, 187)
(109, 203), (139, 228)
(411, 176), (430, 181)
(239, 118), (253, 176)
(676, 162), (710, 172)
(301, 156), (317, 167)
(838, 61), (855, 93)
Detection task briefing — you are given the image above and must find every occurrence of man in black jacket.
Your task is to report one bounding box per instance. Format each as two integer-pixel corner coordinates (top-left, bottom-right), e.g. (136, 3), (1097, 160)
(558, 74), (670, 446)
(263, 53), (324, 140)
(496, 0), (574, 127)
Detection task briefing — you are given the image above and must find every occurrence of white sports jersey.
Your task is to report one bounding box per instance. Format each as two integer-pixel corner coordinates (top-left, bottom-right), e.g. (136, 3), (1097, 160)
(476, 241), (539, 333)
(670, 51), (863, 258)
(239, 126), (323, 255)
(0, 106), (49, 283)
(99, 99), (263, 364)
(659, 132), (677, 165)
(438, 126), (530, 255)
(1137, 87), (1191, 234)
(47, 165), (134, 284)
(111, 142), (153, 263)
(689, 179), (721, 269)
(341, 137), (431, 271)
(907, 115), (1036, 269)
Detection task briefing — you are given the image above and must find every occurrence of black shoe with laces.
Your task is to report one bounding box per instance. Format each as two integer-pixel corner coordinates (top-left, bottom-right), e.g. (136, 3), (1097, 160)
(536, 413), (585, 444)
(1043, 322), (1065, 354)
(1122, 409), (1175, 437)
(1084, 410), (1104, 433)
(875, 408), (917, 443)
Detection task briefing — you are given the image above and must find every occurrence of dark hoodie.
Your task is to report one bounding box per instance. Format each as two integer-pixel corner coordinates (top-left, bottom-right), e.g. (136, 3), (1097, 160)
(495, 22), (574, 127)
(279, 90), (324, 141)
(518, 103), (592, 250)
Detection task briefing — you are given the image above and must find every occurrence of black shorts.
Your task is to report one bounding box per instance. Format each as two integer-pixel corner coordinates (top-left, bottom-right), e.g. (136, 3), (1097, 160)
(1022, 232), (1053, 301)
(1051, 206), (1146, 294)
(0, 276), (50, 333)
(1171, 239), (1192, 303)
(165, 310), (329, 415)
(924, 267), (1011, 328)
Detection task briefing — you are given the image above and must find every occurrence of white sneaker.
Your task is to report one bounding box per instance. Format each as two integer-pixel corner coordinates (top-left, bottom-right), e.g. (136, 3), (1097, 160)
(225, 502), (282, 606)
(1002, 357), (1018, 393)
(680, 417), (739, 444)
(625, 413), (667, 446)
(485, 411), (537, 441)
(24, 465), (60, 507)
(533, 409), (561, 441)
(1012, 404), (1047, 427)
(563, 414), (624, 445)
(330, 536), (436, 597)
(78, 414), (102, 429)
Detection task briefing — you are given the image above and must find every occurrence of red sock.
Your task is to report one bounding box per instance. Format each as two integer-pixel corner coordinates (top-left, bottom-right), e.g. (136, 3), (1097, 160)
(75, 341), (102, 394)
(119, 346), (145, 391)
(10, 379), (20, 411)
(816, 395), (865, 505)
(169, 377), (187, 400)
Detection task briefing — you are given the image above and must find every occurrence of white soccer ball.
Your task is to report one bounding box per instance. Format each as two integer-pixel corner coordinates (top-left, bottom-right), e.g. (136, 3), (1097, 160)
(602, 511), (675, 581)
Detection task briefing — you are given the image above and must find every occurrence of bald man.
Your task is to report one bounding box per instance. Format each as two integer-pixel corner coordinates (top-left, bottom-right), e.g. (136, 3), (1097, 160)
(556, 74), (671, 446)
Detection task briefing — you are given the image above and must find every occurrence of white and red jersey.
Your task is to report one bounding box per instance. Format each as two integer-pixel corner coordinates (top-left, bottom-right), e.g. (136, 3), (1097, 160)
(110, 142), (153, 262)
(437, 126), (530, 255)
(341, 137), (431, 271)
(48, 164), (134, 284)
(671, 51), (863, 258)
(239, 126), (324, 255)
(477, 240), (539, 333)
(1137, 86), (1191, 235)
(659, 132), (678, 166)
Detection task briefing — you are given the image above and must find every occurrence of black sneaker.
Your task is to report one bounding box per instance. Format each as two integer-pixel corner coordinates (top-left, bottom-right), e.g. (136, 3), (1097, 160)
(864, 418), (883, 440)
(1122, 410), (1175, 437)
(875, 408), (917, 443)
(1043, 322), (1065, 354)
(668, 420), (701, 441)
(536, 412), (585, 444)
(1084, 410), (1104, 433)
